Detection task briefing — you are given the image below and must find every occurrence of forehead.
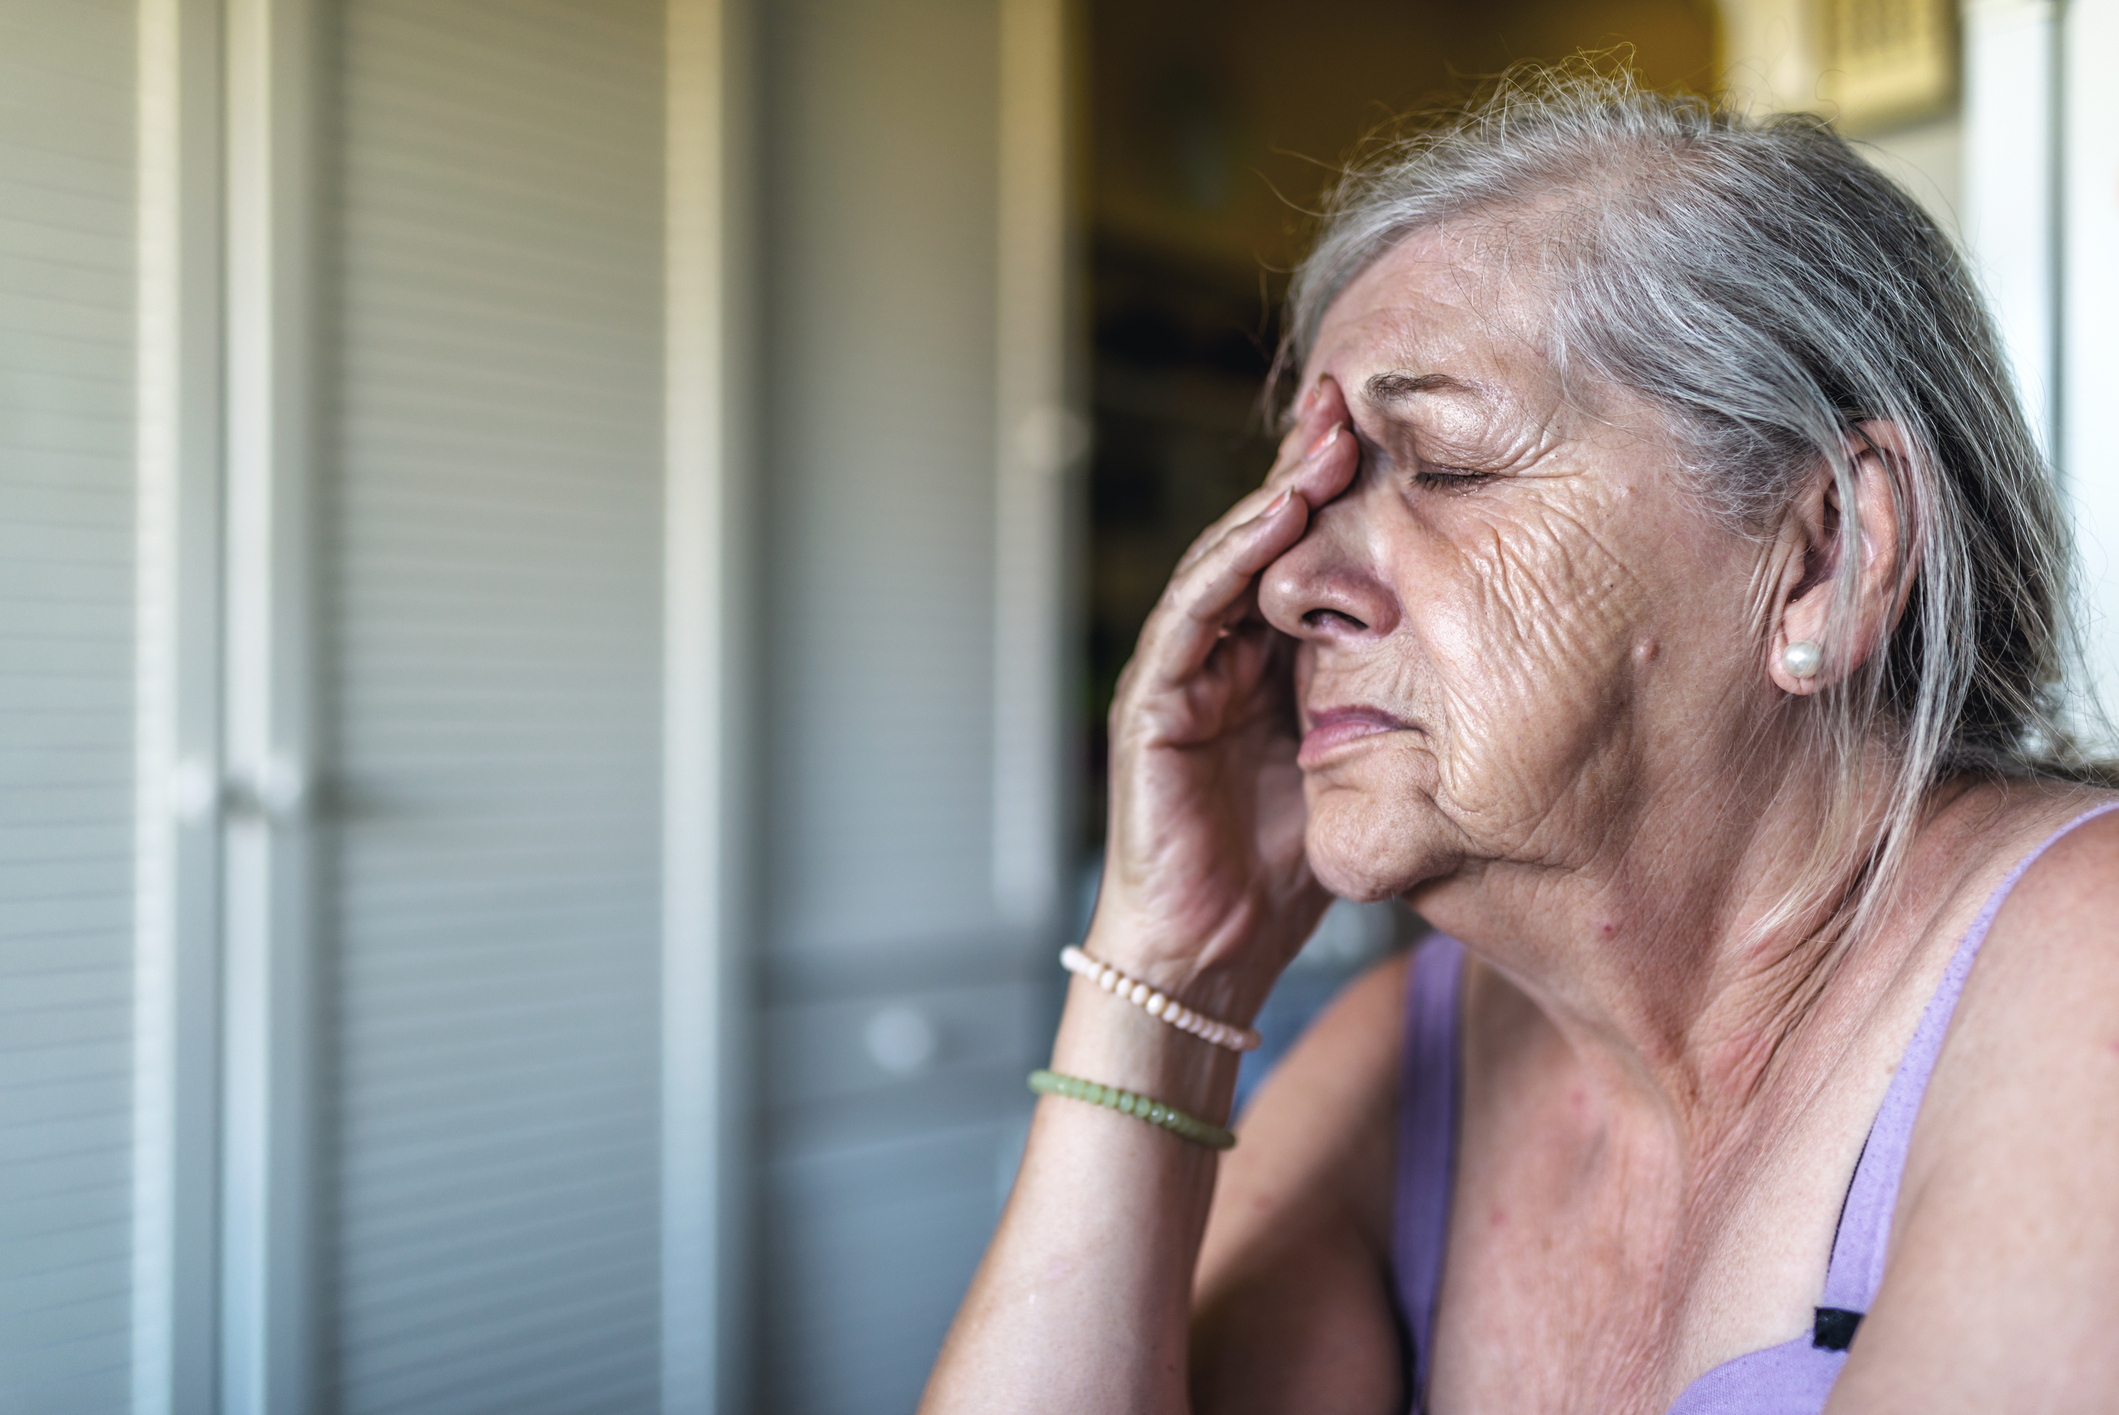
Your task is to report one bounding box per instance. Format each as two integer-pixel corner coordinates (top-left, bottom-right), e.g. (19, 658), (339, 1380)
(1303, 227), (1556, 407)
(1302, 226), (1707, 515)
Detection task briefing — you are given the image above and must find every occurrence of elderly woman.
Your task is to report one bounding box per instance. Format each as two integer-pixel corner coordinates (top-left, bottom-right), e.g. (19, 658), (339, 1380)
(922, 76), (2119, 1414)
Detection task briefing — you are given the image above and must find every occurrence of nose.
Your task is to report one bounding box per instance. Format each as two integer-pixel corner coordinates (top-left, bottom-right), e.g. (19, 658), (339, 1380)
(1258, 484), (1402, 646)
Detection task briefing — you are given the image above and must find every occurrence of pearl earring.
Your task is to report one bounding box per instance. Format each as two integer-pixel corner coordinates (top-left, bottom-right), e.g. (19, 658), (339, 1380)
(1782, 640), (1823, 679)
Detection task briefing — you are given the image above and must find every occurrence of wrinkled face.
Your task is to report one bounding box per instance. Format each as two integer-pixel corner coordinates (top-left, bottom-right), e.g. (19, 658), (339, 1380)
(1258, 228), (1764, 908)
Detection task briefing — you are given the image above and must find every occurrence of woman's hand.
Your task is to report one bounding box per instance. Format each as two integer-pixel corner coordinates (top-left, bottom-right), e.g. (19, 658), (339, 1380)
(1091, 375), (1361, 1021)
(919, 377), (1364, 1415)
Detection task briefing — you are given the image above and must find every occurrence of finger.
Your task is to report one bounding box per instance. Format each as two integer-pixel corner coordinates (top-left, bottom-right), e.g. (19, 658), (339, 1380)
(1283, 423), (1358, 514)
(1136, 487), (1310, 688)
(1270, 374), (1338, 468)
(1280, 374), (1358, 506)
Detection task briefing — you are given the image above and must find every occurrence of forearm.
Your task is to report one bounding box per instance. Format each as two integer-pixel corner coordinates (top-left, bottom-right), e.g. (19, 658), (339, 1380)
(919, 964), (1243, 1415)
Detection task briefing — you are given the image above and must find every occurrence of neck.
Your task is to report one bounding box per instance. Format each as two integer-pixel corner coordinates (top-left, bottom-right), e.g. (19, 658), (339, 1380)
(1413, 729), (1934, 1151)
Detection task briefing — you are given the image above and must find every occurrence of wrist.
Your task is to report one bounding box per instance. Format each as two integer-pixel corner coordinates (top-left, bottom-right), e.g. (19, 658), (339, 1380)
(1062, 946), (1261, 1053)
(1049, 972), (1244, 1126)
(1078, 915), (1281, 1027)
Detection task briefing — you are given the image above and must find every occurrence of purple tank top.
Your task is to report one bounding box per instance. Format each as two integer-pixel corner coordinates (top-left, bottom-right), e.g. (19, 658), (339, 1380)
(1391, 802), (2119, 1414)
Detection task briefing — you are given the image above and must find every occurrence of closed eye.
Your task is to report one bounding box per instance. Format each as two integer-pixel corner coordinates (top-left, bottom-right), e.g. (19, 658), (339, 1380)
(1413, 466), (1497, 490)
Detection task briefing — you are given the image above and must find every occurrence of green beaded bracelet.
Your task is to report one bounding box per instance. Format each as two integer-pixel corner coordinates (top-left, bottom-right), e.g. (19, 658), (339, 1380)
(1027, 1069), (1237, 1151)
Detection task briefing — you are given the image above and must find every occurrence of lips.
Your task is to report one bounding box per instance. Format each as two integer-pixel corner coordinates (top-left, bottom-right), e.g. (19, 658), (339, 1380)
(1299, 704), (1416, 766)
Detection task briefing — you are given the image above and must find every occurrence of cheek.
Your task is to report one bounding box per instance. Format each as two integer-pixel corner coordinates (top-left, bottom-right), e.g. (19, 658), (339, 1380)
(1422, 502), (1647, 838)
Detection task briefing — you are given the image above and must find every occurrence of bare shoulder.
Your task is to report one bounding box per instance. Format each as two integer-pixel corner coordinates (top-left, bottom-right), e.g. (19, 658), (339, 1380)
(1833, 792), (2119, 1412)
(1190, 949), (1411, 1415)
(1938, 792), (2119, 1094)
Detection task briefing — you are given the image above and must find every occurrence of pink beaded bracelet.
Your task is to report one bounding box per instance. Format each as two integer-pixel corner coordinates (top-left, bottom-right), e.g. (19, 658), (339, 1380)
(1060, 945), (1261, 1053)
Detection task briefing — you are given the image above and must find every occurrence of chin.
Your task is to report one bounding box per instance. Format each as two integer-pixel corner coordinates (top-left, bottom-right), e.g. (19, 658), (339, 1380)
(1303, 783), (1452, 904)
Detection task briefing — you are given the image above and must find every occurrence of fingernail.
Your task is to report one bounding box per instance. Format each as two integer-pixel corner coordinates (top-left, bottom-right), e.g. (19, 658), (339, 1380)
(1298, 383), (1321, 416)
(1266, 487), (1293, 515)
(1302, 423), (1341, 462)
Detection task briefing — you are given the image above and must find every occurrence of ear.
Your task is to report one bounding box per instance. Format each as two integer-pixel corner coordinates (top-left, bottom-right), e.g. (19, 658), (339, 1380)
(1766, 421), (1916, 697)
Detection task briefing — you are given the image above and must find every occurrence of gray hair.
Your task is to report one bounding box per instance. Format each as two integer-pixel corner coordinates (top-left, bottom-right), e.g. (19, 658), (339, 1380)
(1278, 67), (2106, 947)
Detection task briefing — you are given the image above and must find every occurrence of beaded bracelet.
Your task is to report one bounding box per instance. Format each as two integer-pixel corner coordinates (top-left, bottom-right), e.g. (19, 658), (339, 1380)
(1060, 945), (1261, 1053)
(1027, 1069), (1237, 1151)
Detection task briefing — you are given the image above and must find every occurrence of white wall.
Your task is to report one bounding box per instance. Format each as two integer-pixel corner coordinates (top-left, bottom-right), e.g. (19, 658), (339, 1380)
(4, 3), (741, 1411)
(325, 2), (667, 1410)
(0, 3), (138, 1409)
(753, 0), (1062, 1409)
(2061, 0), (2119, 731)
(3, 2), (1067, 1410)
(1960, 0), (2119, 736)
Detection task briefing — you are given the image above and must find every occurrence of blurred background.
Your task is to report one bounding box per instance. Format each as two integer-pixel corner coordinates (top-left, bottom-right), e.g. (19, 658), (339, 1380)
(3, 0), (2113, 1411)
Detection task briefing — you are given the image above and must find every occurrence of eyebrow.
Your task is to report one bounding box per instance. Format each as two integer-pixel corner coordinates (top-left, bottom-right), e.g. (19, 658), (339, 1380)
(1362, 370), (1484, 404)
